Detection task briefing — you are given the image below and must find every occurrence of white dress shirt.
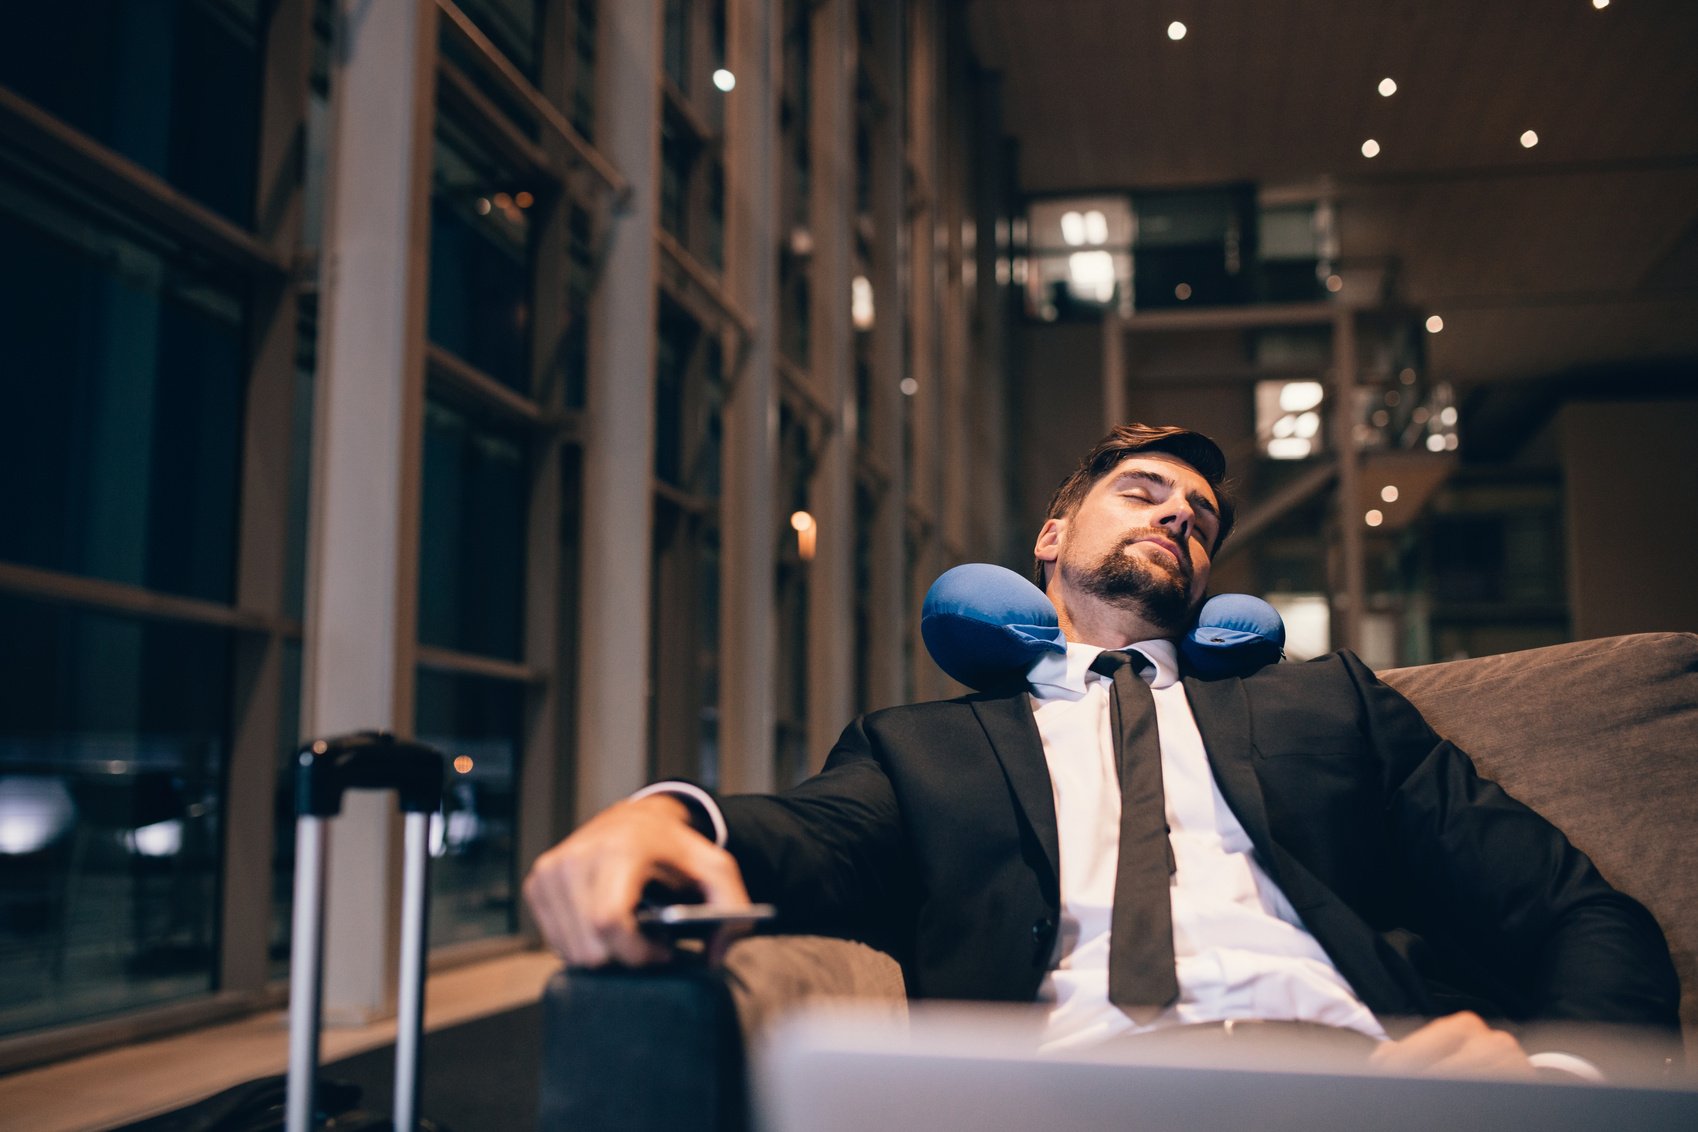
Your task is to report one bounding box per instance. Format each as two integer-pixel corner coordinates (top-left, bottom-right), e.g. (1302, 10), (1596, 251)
(1028, 638), (1385, 1051)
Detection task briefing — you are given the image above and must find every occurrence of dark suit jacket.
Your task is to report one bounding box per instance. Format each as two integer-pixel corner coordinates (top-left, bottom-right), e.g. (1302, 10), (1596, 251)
(718, 650), (1679, 1040)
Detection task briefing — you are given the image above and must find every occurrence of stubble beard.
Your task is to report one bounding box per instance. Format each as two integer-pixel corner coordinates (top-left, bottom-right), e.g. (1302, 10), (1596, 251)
(1072, 530), (1198, 635)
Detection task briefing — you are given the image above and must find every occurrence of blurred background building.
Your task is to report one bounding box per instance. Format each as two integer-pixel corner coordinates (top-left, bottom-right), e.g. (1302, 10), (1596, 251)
(0, 0), (1694, 1106)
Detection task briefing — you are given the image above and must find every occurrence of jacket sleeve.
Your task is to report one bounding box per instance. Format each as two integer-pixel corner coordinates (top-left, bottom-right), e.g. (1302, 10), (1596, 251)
(1343, 651), (1681, 1044)
(716, 715), (915, 952)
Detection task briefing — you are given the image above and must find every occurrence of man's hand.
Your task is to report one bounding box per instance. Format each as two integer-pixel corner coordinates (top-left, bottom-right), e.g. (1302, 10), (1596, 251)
(1368, 1012), (1536, 1079)
(522, 794), (752, 968)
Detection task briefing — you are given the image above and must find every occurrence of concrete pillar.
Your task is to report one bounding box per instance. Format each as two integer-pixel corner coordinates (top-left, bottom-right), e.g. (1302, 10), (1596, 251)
(576, 0), (662, 815)
(864, 0), (908, 711)
(1331, 307), (1363, 653)
(804, 0), (856, 766)
(719, 0), (778, 793)
(303, 0), (436, 1023)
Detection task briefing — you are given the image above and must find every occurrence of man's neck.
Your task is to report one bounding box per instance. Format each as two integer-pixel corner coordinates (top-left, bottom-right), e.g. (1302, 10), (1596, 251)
(1052, 591), (1177, 650)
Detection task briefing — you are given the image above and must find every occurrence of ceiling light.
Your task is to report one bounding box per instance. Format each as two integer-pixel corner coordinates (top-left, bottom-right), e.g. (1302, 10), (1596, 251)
(1426, 433), (1446, 452)
(1593, 0), (1609, 9)
(1520, 129), (1539, 148)
(1361, 138), (1381, 158)
(1425, 314), (1444, 333)
(1381, 485), (1399, 503)
(1365, 510), (1384, 528)
(713, 68), (736, 92)
(1167, 21), (1187, 41)
(1378, 77), (1397, 97)
(1439, 406), (1458, 426)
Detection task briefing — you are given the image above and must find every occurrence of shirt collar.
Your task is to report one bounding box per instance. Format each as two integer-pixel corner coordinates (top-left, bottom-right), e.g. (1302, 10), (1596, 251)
(1026, 637), (1180, 698)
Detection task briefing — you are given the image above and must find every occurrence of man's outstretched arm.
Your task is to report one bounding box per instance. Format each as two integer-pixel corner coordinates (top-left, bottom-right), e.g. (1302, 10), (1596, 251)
(523, 793), (752, 967)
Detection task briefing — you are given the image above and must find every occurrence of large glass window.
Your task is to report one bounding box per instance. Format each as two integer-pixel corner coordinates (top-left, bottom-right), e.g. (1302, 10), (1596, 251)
(0, 160), (247, 605)
(0, 595), (231, 1037)
(0, 1), (264, 227)
(428, 116), (539, 394)
(418, 399), (529, 661)
(416, 668), (524, 946)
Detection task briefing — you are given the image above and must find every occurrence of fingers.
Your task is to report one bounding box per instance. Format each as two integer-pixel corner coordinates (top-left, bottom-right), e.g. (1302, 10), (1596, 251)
(523, 794), (750, 971)
(1369, 1012), (1535, 1080)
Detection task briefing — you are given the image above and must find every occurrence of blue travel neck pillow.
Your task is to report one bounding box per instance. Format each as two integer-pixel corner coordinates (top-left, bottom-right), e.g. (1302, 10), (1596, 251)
(920, 563), (1285, 689)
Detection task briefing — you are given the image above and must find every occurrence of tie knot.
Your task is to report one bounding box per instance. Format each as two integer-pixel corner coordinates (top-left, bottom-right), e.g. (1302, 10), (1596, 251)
(1089, 649), (1152, 678)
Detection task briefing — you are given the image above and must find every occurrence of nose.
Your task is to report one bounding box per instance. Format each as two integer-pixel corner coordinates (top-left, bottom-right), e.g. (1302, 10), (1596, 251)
(1156, 497), (1193, 541)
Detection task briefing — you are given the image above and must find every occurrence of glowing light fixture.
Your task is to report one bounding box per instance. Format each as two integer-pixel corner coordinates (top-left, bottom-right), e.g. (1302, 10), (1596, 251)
(1060, 210), (1086, 246)
(1267, 437), (1313, 460)
(1520, 129), (1539, 148)
(1378, 77), (1397, 97)
(454, 755), (475, 775)
(1278, 381), (1325, 413)
(1174, 282), (1193, 301)
(851, 275), (875, 330)
(900, 377), (918, 396)
(1593, 0), (1609, 9)
(1426, 433), (1447, 452)
(1361, 139), (1381, 158)
(713, 68), (736, 92)
(791, 510), (817, 561)
(1325, 274), (1343, 293)
(1425, 314), (1445, 333)
(1439, 406), (1458, 426)
(1167, 21), (1187, 41)
(1381, 485), (1399, 503)
(1294, 411), (1321, 439)
(514, 191), (534, 208)
(1365, 510), (1384, 528)
(1083, 209), (1109, 245)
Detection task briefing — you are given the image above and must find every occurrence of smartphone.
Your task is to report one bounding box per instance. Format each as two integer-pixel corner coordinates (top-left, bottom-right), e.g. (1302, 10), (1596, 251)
(635, 902), (778, 940)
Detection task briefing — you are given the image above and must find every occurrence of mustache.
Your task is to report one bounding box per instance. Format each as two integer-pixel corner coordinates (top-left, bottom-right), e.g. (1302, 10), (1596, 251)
(1121, 528), (1193, 576)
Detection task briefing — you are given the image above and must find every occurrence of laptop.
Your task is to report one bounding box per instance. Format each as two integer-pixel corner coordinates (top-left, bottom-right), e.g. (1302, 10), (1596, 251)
(754, 1003), (1698, 1132)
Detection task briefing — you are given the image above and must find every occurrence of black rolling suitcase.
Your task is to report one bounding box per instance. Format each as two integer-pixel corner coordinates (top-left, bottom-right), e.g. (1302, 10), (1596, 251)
(284, 731), (447, 1132)
(119, 732), (447, 1132)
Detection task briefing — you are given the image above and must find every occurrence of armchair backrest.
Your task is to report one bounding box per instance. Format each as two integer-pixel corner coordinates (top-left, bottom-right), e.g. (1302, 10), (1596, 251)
(1381, 632), (1698, 1055)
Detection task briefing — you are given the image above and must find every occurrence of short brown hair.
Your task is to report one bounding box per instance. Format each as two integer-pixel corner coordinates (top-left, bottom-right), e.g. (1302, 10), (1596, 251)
(1033, 423), (1236, 584)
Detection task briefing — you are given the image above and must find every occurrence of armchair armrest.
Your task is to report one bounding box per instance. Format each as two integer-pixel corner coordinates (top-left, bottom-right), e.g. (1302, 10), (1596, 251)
(538, 936), (905, 1132)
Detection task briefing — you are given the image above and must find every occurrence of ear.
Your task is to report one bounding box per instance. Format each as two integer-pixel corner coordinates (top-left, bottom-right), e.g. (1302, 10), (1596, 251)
(1033, 517), (1065, 564)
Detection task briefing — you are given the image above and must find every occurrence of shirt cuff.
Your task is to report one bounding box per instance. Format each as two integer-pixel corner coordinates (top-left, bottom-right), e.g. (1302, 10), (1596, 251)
(1527, 1051), (1606, 1083)
(629, 781), (729, 847)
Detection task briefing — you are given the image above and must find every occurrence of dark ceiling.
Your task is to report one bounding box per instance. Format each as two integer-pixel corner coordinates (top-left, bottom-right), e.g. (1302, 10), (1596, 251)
(966, 0), (1698, 402)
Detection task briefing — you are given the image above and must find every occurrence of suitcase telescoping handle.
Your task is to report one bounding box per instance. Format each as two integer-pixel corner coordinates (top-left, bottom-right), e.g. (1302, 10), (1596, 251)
(286, 732), (446, 1132)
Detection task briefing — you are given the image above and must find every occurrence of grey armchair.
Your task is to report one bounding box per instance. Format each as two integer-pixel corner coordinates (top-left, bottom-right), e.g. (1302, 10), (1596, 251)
(538, 633), (1698, 1130)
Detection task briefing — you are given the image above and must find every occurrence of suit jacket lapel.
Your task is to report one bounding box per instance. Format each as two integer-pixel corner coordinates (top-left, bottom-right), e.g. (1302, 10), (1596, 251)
(1182, 675), (1282, 877)
(970, 688), (1060, 894)
(1183, 672), (1433, 1018)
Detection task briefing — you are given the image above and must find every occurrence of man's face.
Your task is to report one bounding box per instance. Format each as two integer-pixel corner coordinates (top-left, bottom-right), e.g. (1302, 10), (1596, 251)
(1034, 453), (1221, 635)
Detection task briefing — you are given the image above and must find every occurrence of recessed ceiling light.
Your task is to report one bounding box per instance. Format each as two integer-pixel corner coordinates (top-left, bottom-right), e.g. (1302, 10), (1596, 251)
(1167, 21), (1187, 41)
(1378, 77), (1397, 97)
(1520, 129), (1539, 148)
(1361, 138), (1381, 158)
(713, 68), (736, 92)
(1425, 314), (1444, 333)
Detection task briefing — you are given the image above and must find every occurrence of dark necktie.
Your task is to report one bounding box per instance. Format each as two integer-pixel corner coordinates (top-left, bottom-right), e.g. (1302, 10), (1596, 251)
(1088, 649), (1180, 1022)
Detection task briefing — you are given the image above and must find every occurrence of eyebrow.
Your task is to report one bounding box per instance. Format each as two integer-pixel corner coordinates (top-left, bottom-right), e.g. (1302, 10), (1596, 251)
(1116, 469), (1221, 528)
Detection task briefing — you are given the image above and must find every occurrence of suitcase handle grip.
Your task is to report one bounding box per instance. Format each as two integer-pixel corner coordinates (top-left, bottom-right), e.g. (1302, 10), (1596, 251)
(295, 731), (446, 816)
